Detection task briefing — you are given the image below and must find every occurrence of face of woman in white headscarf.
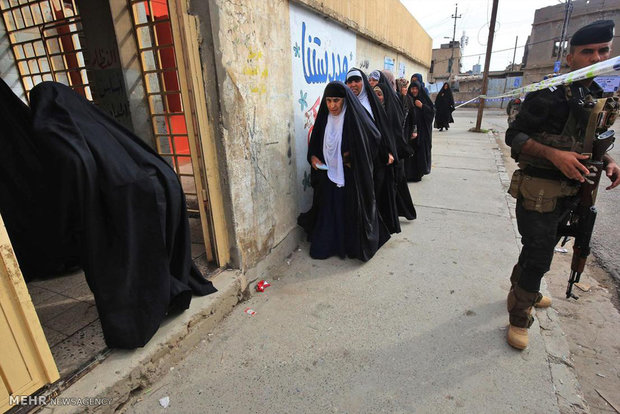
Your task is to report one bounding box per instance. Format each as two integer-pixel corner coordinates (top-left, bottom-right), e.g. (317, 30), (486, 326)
(369, 78), (379, 88)
(326, 97), (344, 116)
(346, 76), (363, 96)
(400, 86), (408, 96)
(373, 86), (384, 104)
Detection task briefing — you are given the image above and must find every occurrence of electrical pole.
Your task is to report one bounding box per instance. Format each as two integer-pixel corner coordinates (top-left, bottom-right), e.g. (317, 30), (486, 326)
(474, 0), (499, 132)
(448, 3), (462, 81)
(557, 0), (574, 71)
(500, 36), (519, 110)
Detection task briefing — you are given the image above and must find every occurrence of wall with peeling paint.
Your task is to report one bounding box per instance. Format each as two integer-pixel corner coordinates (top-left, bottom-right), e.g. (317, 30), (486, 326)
(195, 0), (298, 270)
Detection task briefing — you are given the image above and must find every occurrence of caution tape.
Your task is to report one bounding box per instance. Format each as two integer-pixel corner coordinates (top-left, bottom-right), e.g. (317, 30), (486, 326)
(454, 56), (620, 109)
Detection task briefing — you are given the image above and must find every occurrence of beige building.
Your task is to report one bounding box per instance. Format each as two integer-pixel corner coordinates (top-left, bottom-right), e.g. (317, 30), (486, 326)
(0, 0), (431, 411)
(522, 0), (620, 85)
(429, 41), (462, 84)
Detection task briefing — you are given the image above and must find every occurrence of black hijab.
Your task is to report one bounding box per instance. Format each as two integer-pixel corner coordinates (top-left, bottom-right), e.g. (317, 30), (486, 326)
(436, 83), (455, 107)
(376, 82), (413, 159)
(306, 81), (384, 261)
(347, 67), (399, 164)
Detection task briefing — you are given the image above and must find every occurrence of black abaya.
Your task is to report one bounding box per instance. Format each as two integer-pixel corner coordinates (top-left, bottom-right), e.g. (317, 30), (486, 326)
(1, 81), (216, 349)
(298, 81), (389, 261)
(434, 84), (455, 130)
(404, 80), (434, 182)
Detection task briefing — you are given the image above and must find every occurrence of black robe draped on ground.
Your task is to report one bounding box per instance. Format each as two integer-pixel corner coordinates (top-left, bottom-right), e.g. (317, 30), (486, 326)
(434, 84), (455, 130)
(376, 82), (416, 221)
(298, 81), (388, 261)
(351, 68), (401, 234)
(404, 80), (434, 182)
(0, 80), (216, 349)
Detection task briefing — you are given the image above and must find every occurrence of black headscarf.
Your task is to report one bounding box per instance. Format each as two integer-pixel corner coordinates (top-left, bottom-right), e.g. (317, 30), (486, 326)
(347, 67), (399, 165)
(376, 82), (413, 159)
(304, 81), (385, 261)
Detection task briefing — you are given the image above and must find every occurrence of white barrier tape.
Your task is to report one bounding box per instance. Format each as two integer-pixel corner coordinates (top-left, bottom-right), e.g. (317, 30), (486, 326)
(455, 56), (620, 107)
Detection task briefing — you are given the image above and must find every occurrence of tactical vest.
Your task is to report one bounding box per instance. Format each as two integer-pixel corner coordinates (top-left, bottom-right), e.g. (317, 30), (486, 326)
(517, 85), (618, 171)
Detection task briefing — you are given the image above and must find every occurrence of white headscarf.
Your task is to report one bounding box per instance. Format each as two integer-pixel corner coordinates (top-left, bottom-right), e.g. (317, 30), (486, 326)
(357, 82), (374, 120)
(323, 102), (347, 187)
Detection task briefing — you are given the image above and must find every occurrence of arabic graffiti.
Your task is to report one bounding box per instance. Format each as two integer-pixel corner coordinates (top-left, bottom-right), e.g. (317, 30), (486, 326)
(91, 47), (119, 70)
(301, 22), (348, 84)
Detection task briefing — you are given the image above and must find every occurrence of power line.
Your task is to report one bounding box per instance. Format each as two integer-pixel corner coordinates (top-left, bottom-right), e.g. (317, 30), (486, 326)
(432, 35), (567, 65)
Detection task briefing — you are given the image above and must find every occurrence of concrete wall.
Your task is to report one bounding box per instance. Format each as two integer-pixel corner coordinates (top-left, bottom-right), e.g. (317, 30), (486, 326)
(189, 0), (432, 271)
(294, 0), (432, 67)
(192, 0), (298, 269)
(523, 0), (620, 85)
(356, 37), (427, 81)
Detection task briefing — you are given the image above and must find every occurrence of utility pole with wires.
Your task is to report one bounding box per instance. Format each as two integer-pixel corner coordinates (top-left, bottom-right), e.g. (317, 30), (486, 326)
(556, 0), (574, 72)
(500, 36), (519, 110)
(448, 3), (462, 80)
(474, 0), (499, 132)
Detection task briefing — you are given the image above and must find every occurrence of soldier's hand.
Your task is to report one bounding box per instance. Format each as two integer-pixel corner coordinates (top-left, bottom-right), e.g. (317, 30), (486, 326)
(549, 150), (591, 182)
(605, 161), (620, 190)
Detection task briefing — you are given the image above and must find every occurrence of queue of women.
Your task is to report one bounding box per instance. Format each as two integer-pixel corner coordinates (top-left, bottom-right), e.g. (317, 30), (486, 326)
(298, 67), (454, 261)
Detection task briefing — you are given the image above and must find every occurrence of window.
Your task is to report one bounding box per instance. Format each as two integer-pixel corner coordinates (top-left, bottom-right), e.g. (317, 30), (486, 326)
(552, 39), (567, 58)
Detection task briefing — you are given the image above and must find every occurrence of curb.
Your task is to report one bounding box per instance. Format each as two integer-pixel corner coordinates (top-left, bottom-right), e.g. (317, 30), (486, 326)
(39, 270), (248, 414)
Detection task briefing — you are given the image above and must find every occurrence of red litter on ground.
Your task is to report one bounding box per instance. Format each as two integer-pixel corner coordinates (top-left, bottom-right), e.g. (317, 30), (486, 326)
(256, 280), (271, 292)
(244, 308), (256, 316)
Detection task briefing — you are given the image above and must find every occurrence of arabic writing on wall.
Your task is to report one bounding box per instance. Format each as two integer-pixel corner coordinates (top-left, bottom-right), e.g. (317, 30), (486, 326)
(301, 22), (348, 84)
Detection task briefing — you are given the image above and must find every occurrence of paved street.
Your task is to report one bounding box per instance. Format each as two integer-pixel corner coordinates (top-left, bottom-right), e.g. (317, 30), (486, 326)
(125, 110), (581, 413)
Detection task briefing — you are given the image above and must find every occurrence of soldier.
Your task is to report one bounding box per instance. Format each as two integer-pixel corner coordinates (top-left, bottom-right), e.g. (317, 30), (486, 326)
(505, 20), (620, 350)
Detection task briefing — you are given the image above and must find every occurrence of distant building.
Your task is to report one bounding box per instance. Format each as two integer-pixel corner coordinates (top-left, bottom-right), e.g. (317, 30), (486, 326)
(429, 40), (462, 84)
(522, 0), (620, 85)
(472, 63), (481, 75)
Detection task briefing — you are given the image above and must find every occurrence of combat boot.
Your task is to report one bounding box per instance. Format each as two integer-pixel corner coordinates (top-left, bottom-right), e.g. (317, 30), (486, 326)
(506, 285), (539, 350)
(507, 325), (529, 350)
(534, 293), (552, 308)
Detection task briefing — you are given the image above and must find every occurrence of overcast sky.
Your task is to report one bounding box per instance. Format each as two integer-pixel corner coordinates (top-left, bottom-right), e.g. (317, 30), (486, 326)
(400, 0), (565, 72)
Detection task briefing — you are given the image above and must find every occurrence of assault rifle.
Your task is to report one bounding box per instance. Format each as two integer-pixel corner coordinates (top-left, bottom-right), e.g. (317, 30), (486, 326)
(558, 129), (615, 299)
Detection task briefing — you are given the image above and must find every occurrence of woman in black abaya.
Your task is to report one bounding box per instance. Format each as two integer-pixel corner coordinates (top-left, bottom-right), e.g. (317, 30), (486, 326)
(434, 82), (455, 131)
(374, 82), (417, 220)
(404, 80), (434, 182)
(297, 82), (388, 261)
